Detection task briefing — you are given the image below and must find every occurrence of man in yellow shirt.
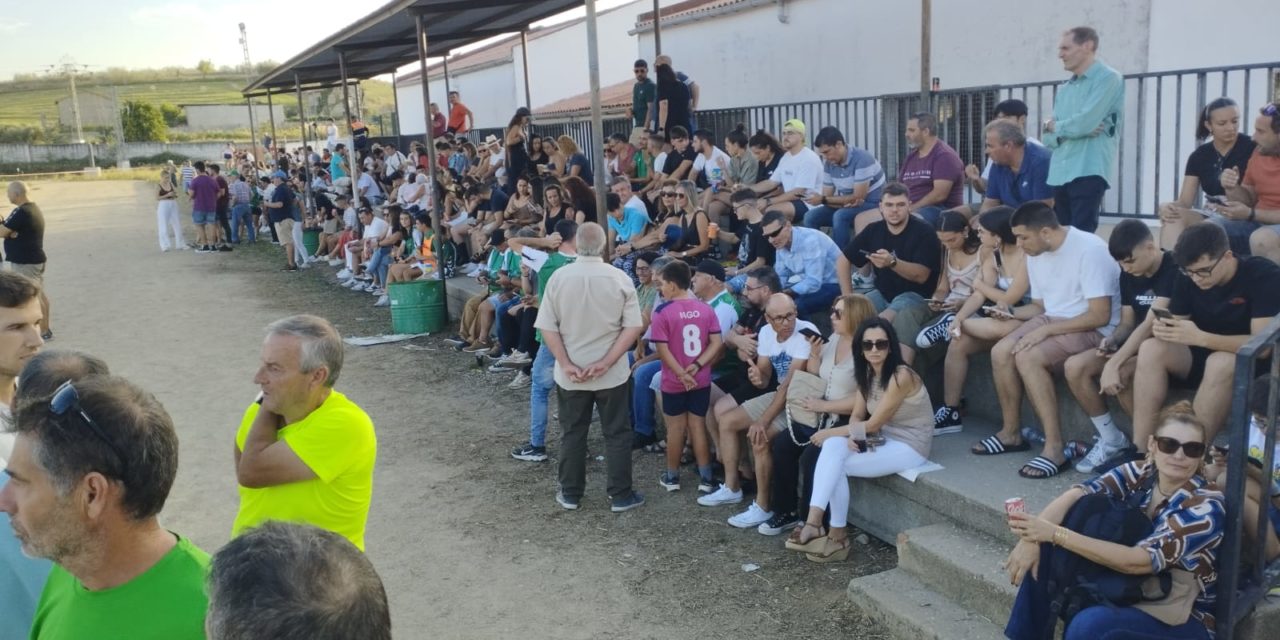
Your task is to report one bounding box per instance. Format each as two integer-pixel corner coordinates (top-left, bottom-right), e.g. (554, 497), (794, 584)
(233, 315), (377, 550)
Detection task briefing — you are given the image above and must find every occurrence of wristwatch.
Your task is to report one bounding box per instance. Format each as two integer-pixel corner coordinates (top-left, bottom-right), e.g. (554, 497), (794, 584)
(889, 256), (899, 268)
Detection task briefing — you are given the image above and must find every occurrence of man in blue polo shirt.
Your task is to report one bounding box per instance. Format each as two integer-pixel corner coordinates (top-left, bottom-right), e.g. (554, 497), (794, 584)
(802, 126), (887, 249)
(1044, 26), (1123, 233)
(981, 120), (1054, 211)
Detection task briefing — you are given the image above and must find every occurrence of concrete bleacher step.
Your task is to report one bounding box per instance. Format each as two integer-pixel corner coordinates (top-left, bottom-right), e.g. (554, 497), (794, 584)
(847, 568), (1006, 640)
(896, 523), (1019, 626)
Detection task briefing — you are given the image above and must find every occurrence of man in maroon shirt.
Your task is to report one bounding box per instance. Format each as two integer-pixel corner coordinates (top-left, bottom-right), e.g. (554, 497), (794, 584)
(210, 164), (232, 252)
(188, 161), (221, 252)
(898, 112), (965, 227)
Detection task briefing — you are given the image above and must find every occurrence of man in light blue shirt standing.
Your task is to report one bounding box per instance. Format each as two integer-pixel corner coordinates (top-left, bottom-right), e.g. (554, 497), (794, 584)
(759, 211), (841, 316)
(1043, 26), (1124, 234)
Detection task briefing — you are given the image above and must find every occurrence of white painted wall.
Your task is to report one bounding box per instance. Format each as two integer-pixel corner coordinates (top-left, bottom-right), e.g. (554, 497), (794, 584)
(396, 61), (519, 135)
(513, 0), (643, 111)
(185, 104), (286, 131)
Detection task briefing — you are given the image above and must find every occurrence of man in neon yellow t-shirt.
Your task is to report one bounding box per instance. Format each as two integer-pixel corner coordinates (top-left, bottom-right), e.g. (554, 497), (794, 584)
(0, 375), (209, 640)
(233, 314), (377, 550)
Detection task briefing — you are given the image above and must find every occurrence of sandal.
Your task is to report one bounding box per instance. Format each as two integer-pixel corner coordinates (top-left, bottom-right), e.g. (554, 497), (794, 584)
(1019, 455), (1070, 479)
(971, 435), (1031, 456)
(805, 536), (851, 563)
(785, 523), (827, 553)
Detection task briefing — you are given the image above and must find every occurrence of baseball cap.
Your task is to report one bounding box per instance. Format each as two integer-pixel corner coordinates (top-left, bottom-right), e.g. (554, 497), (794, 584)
(782, 119), (806, 136)
(271, 170), (288, 180)
(695, 259), (726, 282)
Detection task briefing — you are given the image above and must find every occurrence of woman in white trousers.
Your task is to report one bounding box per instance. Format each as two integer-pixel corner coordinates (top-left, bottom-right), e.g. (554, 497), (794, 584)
(156, 170), (185, 251)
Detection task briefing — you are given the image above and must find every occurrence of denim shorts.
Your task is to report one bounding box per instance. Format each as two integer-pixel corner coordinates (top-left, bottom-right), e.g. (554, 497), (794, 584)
(192, 210), (217, 225)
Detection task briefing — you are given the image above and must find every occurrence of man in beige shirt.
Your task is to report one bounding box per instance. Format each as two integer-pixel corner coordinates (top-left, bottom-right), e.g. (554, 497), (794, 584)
(535, 222), (645, 512)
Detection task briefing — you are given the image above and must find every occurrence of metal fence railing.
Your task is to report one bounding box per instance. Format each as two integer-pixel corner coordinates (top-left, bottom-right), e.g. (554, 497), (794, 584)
(1217, 319), (1280, 640)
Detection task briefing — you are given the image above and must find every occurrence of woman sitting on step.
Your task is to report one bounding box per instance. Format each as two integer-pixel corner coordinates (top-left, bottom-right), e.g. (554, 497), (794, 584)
(785, 317), (934, 563)
(1002, 402), (1225, 640)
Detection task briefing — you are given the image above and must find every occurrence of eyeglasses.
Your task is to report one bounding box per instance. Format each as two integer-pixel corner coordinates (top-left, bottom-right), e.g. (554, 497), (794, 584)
(675, 193), (688, 199)
(661, 191), (676, 197)
(744, 282), (767, 292)
(830, 307), (843, 318)
(767, 312), (797, 323)
(1178, 253), (1225, 279)
(1154, 436), (1206, 458)
(763, 226), (785, 239)
(50, 381), (129, 477)
(861, 339), (891, 352)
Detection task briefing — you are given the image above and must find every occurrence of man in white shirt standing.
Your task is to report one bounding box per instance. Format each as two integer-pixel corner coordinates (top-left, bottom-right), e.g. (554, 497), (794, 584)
(753, 119), (824, 222)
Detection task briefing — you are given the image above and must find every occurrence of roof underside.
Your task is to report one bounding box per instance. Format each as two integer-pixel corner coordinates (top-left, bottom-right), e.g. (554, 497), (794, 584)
(244, 0), (585, 96)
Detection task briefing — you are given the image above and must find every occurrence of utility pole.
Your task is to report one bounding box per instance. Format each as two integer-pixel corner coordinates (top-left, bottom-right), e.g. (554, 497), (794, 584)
(239, 22), (260, 160)
(112, 86), (127, 168)
(53, 57), (95, 168)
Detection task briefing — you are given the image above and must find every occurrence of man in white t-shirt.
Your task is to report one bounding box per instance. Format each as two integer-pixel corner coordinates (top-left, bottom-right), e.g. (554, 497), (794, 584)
(339, 207), (388, 287)
(326, 119), (338, 151)
(691, 129), (732, 191)
(753, 119), (824, 221)
(972, 202), (1119, 480)
(357, 172), (384, 206)
(383, 144), (406, 179)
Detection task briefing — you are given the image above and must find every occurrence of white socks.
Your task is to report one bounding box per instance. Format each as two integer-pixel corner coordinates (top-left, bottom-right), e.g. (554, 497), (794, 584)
(1090, 413), (1128, 446)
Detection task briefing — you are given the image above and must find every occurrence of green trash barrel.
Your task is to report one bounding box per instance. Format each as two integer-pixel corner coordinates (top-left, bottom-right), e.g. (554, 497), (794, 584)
(389, 280), (445, 334)
(302, 229), (320, 256)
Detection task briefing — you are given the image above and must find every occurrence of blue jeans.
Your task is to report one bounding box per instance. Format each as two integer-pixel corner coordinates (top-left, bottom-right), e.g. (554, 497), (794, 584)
(803, 201), (880, 249)
(792, 282), (842, 316)
(529, 343), (556, 447)
(914, 205), (944, 228)
(493, 296), (520, 342)
(368, 246), (393, 286)
(230, 204), (255, 243)
(631, 359), (662, 437)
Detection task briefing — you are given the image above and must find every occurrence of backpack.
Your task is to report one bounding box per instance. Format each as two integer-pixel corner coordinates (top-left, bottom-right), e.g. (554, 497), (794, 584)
(1041, 473), (1172, 636)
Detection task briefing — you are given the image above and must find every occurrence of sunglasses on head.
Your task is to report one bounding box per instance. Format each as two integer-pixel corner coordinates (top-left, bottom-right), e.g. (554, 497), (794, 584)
(1264, 103), (1278, 117)
(1154, 436), (1206, 458)
(51, 381), (129, 477)
(861, 339), (891, 352)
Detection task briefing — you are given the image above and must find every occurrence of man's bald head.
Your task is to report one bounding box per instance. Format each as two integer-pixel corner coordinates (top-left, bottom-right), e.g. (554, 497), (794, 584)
(765, 293), (796, 315)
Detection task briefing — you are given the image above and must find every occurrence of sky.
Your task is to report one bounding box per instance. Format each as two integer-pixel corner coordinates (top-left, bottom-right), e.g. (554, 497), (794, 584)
(0, 0), (642, 81)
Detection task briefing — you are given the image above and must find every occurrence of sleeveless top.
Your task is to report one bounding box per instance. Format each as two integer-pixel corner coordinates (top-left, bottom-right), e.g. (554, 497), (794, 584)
(544, 204), (570, 232)
(865, 368), (933, 459)
(506, 130), (531, 191)
(675, 210), (717, 259)
(158, 182), (175, 199)
(944, 249), (981, 303)
(993, 248), (1032, 304)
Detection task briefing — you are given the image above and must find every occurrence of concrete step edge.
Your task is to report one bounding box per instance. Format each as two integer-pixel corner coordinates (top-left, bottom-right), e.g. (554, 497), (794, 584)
(847, 568), (1006, 640)
(896, 523), (1019, 625)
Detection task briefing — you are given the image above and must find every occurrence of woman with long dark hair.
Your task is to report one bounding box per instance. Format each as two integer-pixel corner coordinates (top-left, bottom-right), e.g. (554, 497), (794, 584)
(655, 63), (692, 137)
(749, 129), (785, 184)
(528, 133), (549, 167)
(504, 107), (532, 195)
(914, 210), (983, 348)
(1157, 97), (1256, 249)
(541, 184), (577, 234)
(786, 317), (933, 562)
(561, 175), (597, 223)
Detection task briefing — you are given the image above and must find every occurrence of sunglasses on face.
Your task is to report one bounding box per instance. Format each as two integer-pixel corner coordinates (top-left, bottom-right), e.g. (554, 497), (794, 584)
(861, 339), (891, 352)
(661, 191), (676, 197)
(1154, 436), (1206, 458)
(830, 307), (843, 317)
(51, 381), (129, 477)
(763, 226), (785, 239)
(675, 193), (688, 199)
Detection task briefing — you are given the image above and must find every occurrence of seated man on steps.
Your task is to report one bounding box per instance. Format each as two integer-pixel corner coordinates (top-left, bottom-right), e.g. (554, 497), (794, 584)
(971, 201), (1119, 480)
(1064, 219), (1179, 473)
(759, 211), (842, 316)
(1128, 222), (1280, 459)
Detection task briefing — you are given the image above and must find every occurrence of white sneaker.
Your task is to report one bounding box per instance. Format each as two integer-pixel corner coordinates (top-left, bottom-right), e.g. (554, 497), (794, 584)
(1076, 437), (1130, 474)
(347, 279), (367, 289)
(696, 484), (743, 507)
(727, 502), (773, 529)
(336, 268), (352, 279)
(507, 371), (531, 389)
(374, 294), (389, 307)
(328, 258), (343, 267)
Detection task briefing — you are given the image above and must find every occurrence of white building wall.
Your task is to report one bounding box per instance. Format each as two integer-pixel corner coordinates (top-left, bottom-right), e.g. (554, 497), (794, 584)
(396, 61), (519, 135)
(185, 104), (286, 131)
(513, 0), (644, 111)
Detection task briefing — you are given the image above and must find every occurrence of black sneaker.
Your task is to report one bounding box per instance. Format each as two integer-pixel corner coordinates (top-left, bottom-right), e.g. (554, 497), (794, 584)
(442, 335), (467, 349)
(511, 442), (547, 462)
(217, 244), (233, 252)
(610, 491), (645, 513)
(195, 245), (212, 253)
(632, 433), (657, 450)
(555, 491), (580, 511)
(697, 477), (717, 494)
(757, 512), (801, 536)
(933, 405), (963, 436)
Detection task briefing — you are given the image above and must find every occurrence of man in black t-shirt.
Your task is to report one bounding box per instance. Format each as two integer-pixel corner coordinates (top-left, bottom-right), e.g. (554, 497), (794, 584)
(1130, 223), (1280, 455)
(836, 182), (941, 363)
(264, 172), (298, 271)
(661, 126), (697, 183)
(1064, 220), (1179, 472)
(2, 181), (51, 339)
(724, 189), (776, 293)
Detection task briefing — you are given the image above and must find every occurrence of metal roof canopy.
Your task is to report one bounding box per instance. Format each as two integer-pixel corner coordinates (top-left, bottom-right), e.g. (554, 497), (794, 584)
(242, 0), (586, 96)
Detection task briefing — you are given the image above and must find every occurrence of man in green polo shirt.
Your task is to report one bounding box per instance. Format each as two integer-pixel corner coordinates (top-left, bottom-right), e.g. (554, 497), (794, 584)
(1043, 25), (1123, 233)
(0, 376), (208, 640)
(630, 59), (656, 131)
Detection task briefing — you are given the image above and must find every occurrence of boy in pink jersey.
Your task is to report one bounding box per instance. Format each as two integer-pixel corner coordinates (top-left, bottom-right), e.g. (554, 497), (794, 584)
(650, 261), (723, 493)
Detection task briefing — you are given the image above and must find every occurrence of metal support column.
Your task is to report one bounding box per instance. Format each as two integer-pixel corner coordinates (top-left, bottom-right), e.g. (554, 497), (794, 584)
(442, 56), (452, 102)
(244, 96), (258, 163)
(266, 90), (278, 155)
(652, 0), (662, 56)
(520, 30), (533, 109)
(415, 11), (449, 316)
(294, 72), (312, 215)
(391, 70), (401, 142)
(585, 0), (608, 219)
(338, 52), (361, 199)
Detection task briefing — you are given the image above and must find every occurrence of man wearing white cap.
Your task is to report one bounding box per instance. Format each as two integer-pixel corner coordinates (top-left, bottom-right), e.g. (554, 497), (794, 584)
(752, 119), (824, 221)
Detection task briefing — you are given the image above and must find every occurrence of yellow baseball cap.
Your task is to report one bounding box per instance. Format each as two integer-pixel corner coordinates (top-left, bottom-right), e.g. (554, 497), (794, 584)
(782, 119), (806, 135)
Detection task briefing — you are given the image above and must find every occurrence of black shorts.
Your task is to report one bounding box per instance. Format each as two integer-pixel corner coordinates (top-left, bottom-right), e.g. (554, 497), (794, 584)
(726, 377), (770, 405)
(662, 386), (712, 417)
(1178, 346), (1269, 388)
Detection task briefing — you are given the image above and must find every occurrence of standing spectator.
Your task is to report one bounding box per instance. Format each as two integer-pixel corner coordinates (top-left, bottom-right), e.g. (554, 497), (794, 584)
(1, 375), (210, 639)
(155, 168), (185, 251)
(350, 116), (369, 153)
(211, 164), (233, 250)
(1236, 103), (1280, 261)
(837, 183), (942, 364)
(535, 223), (645, 512)
(973, 202), (1119, 480)
(2, 181), (51, 340)
(233, 315), (377, 550)
(188, 161), (221, 253)
(229, 173), (255, 244)
(263, 171), (298, 271)
(325, 118), (338, 151)
(1157, 97), (1256, 249)
(760, 211), (842, 315)
(655, 63), (692, 138)
(803, 126), (886, 248)
(630, 59), (656, 130)
(1129, 222), (1280, 456)
(899, 112), (965, 226)
(179, 159), (196, 193)
(754, 119), (824, 221)
(980, 120), (1055, 211)
(446, 91), (474, 136)
(207, 524), (391, 640)
(1044, 26), (1124, 233)
(329, 144), (349, 181)
(654, 54), (699, 130)
(429, 103), (447, 139)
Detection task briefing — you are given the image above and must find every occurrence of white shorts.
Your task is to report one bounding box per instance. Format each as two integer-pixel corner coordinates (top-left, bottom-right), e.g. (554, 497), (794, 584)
(447, 215), (473, 229)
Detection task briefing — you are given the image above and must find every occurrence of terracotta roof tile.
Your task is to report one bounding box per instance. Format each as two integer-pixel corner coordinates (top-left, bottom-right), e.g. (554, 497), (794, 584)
(533, 80), (634, 117)
(635, 0), (748, 27)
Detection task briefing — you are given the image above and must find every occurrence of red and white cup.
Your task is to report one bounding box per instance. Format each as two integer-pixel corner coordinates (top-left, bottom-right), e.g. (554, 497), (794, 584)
(1004, 497), (1026, 516)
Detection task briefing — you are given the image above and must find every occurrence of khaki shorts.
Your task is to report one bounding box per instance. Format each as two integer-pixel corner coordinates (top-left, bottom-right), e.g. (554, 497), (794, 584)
(274, 218), (296, 242)
(741, 392), (787, 433)
(7, 262), (45, 286)
(1005, 314), (1103, 370)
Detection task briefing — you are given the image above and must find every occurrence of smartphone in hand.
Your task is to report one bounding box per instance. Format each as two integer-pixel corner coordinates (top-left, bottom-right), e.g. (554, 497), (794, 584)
(1150, 307), (1174, 322)
(799, 327), (823, 341)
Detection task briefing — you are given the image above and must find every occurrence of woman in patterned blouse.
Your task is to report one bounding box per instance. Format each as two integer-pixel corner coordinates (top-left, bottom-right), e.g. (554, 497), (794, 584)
(1003, 401), (1226, 639)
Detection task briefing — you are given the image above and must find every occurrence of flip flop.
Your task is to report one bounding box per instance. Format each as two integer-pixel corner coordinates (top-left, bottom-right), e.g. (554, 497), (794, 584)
(971, 435), (1031, 456)
(1019, 455), (1070, 479)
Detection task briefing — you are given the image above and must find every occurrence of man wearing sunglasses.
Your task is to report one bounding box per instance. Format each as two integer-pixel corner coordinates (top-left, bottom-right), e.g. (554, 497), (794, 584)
(760, 211), (841, 316)
(1129, 222), (1280, 459)
(2, 375), (210, 639)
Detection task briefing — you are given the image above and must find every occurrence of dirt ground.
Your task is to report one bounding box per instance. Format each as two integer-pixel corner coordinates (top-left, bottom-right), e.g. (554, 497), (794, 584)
(32, 179), (893, 639)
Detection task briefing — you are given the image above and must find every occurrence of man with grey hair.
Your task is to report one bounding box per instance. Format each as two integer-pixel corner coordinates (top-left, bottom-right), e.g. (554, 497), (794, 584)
(3, 181), (51, 340)
(232, 314), (377, 550)
(535, 222), (645, 511)
(0, 375), (210, 639)
(206, 521), (391, 640)
(978, 119), (1055, 212)
(899, 113), (965, 227)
